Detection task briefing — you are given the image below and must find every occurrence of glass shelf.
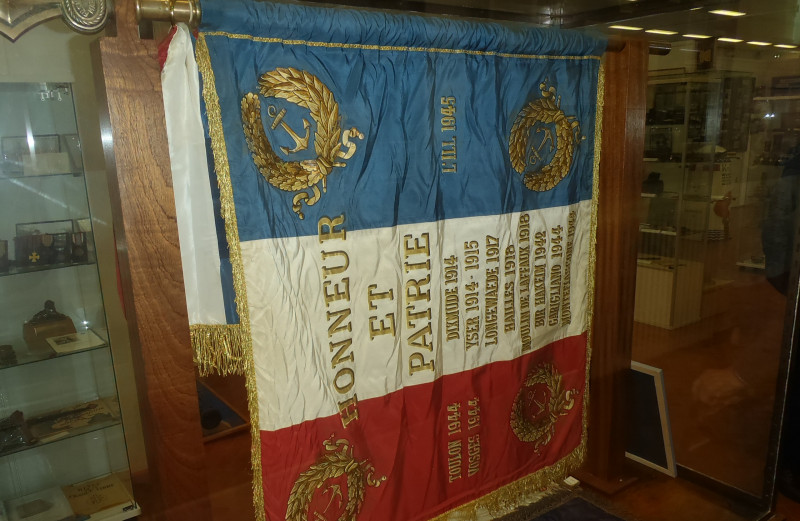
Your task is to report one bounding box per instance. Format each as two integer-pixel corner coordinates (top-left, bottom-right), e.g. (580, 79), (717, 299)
(642, 159), (716, 165)
(0, 259), (96, 278)
(641, 192), (679, 199)
(0, 171), (83, 181)
(683, 194), (714, 203)
(0, 331), (108, 371)
(753, 94), (800, 101)
(640, 227), (677, 236)
(0, 397), (121, 459)
(736, 259), (766, 270)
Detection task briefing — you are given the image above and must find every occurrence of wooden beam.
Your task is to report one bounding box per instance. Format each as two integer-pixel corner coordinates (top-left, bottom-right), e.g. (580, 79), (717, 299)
(93, 1), (213, 518)
(577, 40), (648, 492)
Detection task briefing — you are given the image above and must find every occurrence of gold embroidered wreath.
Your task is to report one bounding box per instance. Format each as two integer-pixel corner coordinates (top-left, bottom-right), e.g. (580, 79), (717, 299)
(510, 362), (577, 451)
(508, 83), (582, 192)
(241, 67), (343, 194)
(285, 439), (385, 521)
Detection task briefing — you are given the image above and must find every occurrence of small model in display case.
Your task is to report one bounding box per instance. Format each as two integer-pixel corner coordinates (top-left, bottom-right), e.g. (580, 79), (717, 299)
(22, 300), (76, 353)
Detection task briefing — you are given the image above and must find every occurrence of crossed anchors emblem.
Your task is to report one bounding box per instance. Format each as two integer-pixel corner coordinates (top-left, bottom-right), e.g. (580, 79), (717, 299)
(508, 80), (584, 191)
(285, 437), (386, 521)
(242, 68), (363, 219)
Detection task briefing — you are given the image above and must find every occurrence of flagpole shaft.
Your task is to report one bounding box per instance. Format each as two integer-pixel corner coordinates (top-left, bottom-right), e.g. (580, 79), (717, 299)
(132, 0), (669, 57)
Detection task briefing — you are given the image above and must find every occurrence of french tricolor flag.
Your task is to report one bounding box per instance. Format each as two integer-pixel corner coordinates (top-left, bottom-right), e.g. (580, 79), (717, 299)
(161, 2), (604, 519)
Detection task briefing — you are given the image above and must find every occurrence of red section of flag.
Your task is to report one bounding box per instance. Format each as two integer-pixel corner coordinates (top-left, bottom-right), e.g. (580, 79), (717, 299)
(260, 334), (587, 521)
(158, 26), (178, 71)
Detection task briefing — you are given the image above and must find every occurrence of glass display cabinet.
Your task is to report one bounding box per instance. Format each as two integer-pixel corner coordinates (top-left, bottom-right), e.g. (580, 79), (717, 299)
(0, 83), (139, 521)
(636, 72), (753, 329)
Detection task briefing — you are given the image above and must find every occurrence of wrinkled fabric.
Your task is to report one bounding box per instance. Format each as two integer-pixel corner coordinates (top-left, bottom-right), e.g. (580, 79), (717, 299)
(165, 1), (607, 519)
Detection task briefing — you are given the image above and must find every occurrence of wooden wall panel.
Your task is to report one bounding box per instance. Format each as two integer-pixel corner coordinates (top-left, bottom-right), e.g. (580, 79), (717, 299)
(579, 40), (648, 491)
(93, 1), (213, 519)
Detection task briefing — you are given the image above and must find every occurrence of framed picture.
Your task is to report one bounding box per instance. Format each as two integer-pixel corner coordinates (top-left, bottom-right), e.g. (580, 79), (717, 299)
(15, 220), (76, 267)
(196, 380), (249, 442)
(45, 330), (105, 355)
(625, 361), (677, 477)
(645, 127), (673, 161)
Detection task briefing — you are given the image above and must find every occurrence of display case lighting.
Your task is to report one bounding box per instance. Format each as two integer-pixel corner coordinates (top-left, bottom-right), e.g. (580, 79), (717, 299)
(709, 9), (746, 16)
(609, 25), (642, 31)
(747, 41), (772, 46)
(683, 34), (713, 39)
(718, 37), (743, 43)
(646, 29), (678, 35)
(775, 44), (798, 49)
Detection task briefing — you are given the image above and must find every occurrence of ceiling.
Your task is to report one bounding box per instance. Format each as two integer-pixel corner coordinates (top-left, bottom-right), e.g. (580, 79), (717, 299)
(312, 0), (800, 47)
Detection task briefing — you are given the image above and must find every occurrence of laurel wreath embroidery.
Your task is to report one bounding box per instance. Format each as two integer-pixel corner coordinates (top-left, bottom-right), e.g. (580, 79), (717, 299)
(510, 362), (578, 451)
(286, 438), (386, 521)
(241, 67), (363, 219)
(508, 81), (584, 192)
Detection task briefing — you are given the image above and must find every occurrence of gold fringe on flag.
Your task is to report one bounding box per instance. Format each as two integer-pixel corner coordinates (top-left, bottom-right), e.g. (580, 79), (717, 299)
(189, 324), (248, 376)
(432, 442), (586, 520)
(195, 32), (266, 521)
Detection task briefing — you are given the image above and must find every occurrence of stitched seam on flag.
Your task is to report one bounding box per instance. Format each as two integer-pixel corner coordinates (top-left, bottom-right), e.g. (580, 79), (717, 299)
(201, 30), (602, 61)
(195, 33), (266, 521)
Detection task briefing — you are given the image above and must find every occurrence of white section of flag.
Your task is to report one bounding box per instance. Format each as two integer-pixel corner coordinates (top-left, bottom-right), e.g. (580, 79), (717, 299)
(162, 24), (228, 326)
(245, 200), (592, 431)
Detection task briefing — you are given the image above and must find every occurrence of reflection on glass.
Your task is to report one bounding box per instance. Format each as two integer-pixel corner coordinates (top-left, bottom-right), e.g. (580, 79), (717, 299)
(634, 52), (800, 501)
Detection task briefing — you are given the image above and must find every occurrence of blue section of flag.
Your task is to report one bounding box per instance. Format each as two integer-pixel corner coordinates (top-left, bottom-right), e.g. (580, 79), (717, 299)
(200, 91), (240, 324)
(198, 0), (604, 242)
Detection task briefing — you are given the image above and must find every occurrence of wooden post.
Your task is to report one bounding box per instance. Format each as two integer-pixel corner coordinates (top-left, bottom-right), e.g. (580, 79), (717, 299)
(93, 1), (213, 519)
(577, 40), (648, 493)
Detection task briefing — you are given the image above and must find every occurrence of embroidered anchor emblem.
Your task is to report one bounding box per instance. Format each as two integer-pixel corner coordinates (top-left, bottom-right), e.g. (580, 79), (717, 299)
(242, 67), (365, 219)
(509, 80), (584, 191)
(267, 104), (310, 155)
(528, 127), (555, 165)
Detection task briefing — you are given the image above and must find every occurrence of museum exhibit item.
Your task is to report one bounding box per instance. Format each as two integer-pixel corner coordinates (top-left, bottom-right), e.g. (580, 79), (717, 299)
(160, 1), (604, 518)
